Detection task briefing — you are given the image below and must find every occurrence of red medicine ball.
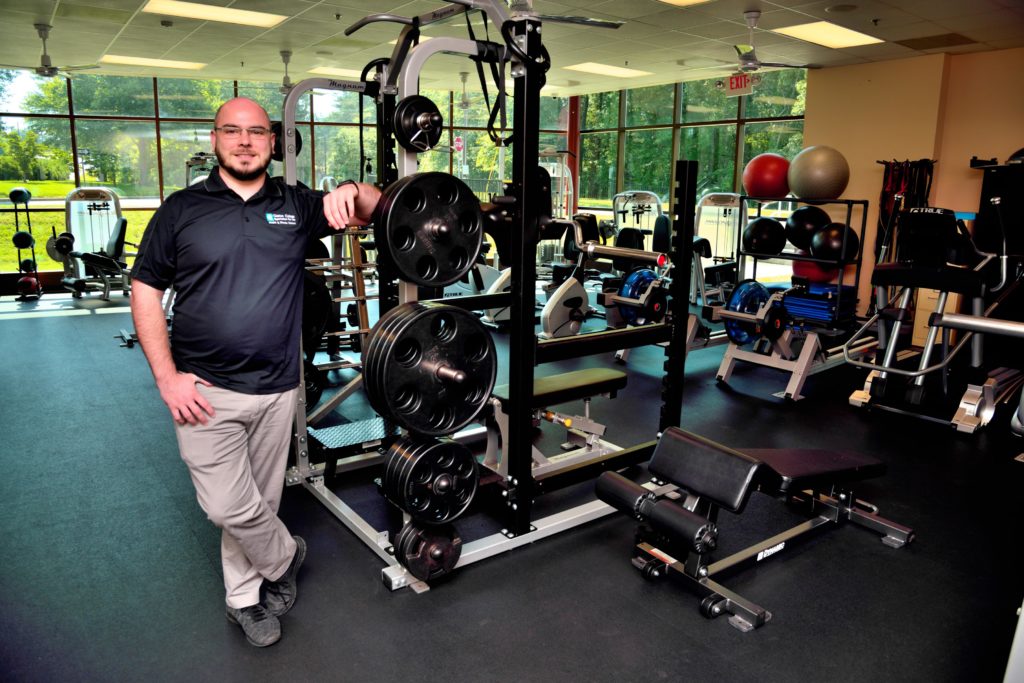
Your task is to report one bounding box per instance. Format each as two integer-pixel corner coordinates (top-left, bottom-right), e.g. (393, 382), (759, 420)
(742, 153), (790, 199)
(792, 250), (839, 283)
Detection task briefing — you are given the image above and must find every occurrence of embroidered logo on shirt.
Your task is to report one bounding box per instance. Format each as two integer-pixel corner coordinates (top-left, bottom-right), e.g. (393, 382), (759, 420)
(265, 213), (297, 225)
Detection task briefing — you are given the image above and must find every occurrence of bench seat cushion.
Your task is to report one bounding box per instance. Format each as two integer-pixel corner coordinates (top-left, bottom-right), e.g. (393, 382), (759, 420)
(493, 368), (627, 410)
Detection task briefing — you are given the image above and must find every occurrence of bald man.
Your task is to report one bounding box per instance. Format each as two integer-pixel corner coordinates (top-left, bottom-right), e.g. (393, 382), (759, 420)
(131, 97), (381, 647)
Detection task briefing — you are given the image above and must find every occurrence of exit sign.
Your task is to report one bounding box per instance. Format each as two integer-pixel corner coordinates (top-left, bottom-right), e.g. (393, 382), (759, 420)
(725, 72), (753, 97)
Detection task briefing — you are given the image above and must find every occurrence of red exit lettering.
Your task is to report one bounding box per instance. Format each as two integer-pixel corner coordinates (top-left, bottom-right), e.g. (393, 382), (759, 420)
(730, 74), (749, 89)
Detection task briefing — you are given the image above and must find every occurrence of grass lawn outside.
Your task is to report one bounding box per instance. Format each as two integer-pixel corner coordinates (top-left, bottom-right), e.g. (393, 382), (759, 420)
(2, 208), (155, 273)
(0, 180), (78, 203)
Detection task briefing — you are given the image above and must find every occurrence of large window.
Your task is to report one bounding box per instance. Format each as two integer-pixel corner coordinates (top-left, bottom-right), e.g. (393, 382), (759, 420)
(679, 124), (737, 198)
(1, 69), (570, 273)
(579, 132), (617, 208)
(75, 120), (160, 200)
(624, 128), (673, 201)
(579, 70), (806, 209)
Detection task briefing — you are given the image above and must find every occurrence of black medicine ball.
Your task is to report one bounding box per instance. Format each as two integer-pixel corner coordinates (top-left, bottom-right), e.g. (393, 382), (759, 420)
(810, 222), (860, 262)
(785, 205), (831, 250)
(742, 217), (786, 256)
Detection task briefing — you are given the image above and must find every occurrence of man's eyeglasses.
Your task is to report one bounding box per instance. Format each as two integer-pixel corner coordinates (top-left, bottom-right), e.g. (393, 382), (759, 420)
(214, 126), (272, 139)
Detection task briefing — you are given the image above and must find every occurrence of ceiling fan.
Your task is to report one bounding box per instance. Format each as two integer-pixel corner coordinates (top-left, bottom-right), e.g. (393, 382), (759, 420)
(279, 50), (293, 95)
(0, 24), (99, 78)
(456, 72), (471, 110)
(733, 11), (818, 72)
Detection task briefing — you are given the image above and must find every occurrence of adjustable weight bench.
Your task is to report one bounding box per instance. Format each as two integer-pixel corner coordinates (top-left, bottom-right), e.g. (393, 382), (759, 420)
(484, 368), (628, 478)
(597, 427), (914, 632)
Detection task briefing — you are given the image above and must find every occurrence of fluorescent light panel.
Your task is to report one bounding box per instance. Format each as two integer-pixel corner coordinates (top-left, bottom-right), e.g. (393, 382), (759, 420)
(308, 67), (363, 78)
(657, 0), (713, 6)
(563, 62), (652, 78)
(388, 36), (433, 45)
(100, 54), (206, 69)
(772, 21), (883, 48)
(142, 0), (286, 28)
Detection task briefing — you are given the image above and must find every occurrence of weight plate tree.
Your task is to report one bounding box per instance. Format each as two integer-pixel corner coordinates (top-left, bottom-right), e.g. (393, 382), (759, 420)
(724, 279), (770, 345)
(363, 301), (497, 436)
(383, 436), (478, 524)
(372, 172), (484, 287)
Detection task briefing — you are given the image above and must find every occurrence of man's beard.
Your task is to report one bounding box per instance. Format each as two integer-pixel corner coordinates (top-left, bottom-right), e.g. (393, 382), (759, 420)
(215, 147), (270, 182)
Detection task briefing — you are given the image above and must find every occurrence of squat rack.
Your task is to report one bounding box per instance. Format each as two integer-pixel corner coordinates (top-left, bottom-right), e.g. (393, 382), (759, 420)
(281, 0), (698, 590)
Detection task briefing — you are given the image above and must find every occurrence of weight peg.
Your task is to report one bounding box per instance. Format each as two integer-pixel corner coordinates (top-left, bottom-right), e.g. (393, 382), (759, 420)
(394, 522), (462, 582)
(363, 301), (496, 436)
(372, 172), (483, 288)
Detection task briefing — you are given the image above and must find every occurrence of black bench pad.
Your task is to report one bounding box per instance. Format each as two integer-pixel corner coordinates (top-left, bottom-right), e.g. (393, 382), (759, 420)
(650, 428), (762, 514)
(693, 236), (712, 258)
(649, 428), (886, 513)
(745, 448), (886, 494)
(493, 368), (627, 410)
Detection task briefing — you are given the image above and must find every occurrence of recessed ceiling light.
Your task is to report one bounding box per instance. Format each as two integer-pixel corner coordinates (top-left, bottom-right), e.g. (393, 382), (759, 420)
(101, 54), (206, 69)
(656, 0), (713, 6)
(142, 0), (286, 28)
(772, 21), (883, 48)
(563, 62), (653, 78)
(825, 4), (859, 12)
(308, 66), (363, 78)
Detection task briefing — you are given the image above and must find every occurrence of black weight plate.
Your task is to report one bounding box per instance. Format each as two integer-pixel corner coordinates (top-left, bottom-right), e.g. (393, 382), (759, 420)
(366, 304), (423, 422)
(372, 172), (483, 287)
(395, 522), (462, 582)
(365, 302), (496, 436)
(399, 439), (477, 524)
(363, 303), (416, 418)
(367, 304), (425, 424)
(387, 436), (433, 511)
(270, 121), (303, 162)
(393, 95), (444, 152)
(304, 360), (325, 411)
(302, 271), (332, 360)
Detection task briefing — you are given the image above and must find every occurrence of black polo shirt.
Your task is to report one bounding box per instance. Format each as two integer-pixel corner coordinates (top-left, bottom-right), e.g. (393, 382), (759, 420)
(133, 168), (331, 394)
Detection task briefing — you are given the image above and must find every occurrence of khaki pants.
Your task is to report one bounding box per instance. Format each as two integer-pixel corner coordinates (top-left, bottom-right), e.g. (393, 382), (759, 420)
(174, 383), (299, 609)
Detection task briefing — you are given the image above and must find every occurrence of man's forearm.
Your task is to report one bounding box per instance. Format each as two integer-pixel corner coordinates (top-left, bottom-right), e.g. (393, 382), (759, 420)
(354, 182), (382, 224)
(131, 281), (177, 384)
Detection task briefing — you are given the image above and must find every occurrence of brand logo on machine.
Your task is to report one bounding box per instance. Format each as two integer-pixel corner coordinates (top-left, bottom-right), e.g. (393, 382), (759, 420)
(756, 542), (785, 562)
(265, 213), (297, 225)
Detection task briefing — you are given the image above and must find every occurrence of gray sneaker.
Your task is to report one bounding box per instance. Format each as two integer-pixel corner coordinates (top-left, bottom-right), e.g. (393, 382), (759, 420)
(225, 603), (281, 647)
(264, 536), (306, 617)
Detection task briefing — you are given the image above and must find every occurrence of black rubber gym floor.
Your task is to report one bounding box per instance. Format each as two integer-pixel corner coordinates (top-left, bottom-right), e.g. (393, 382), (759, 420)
(1, 299), (1021, 682)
